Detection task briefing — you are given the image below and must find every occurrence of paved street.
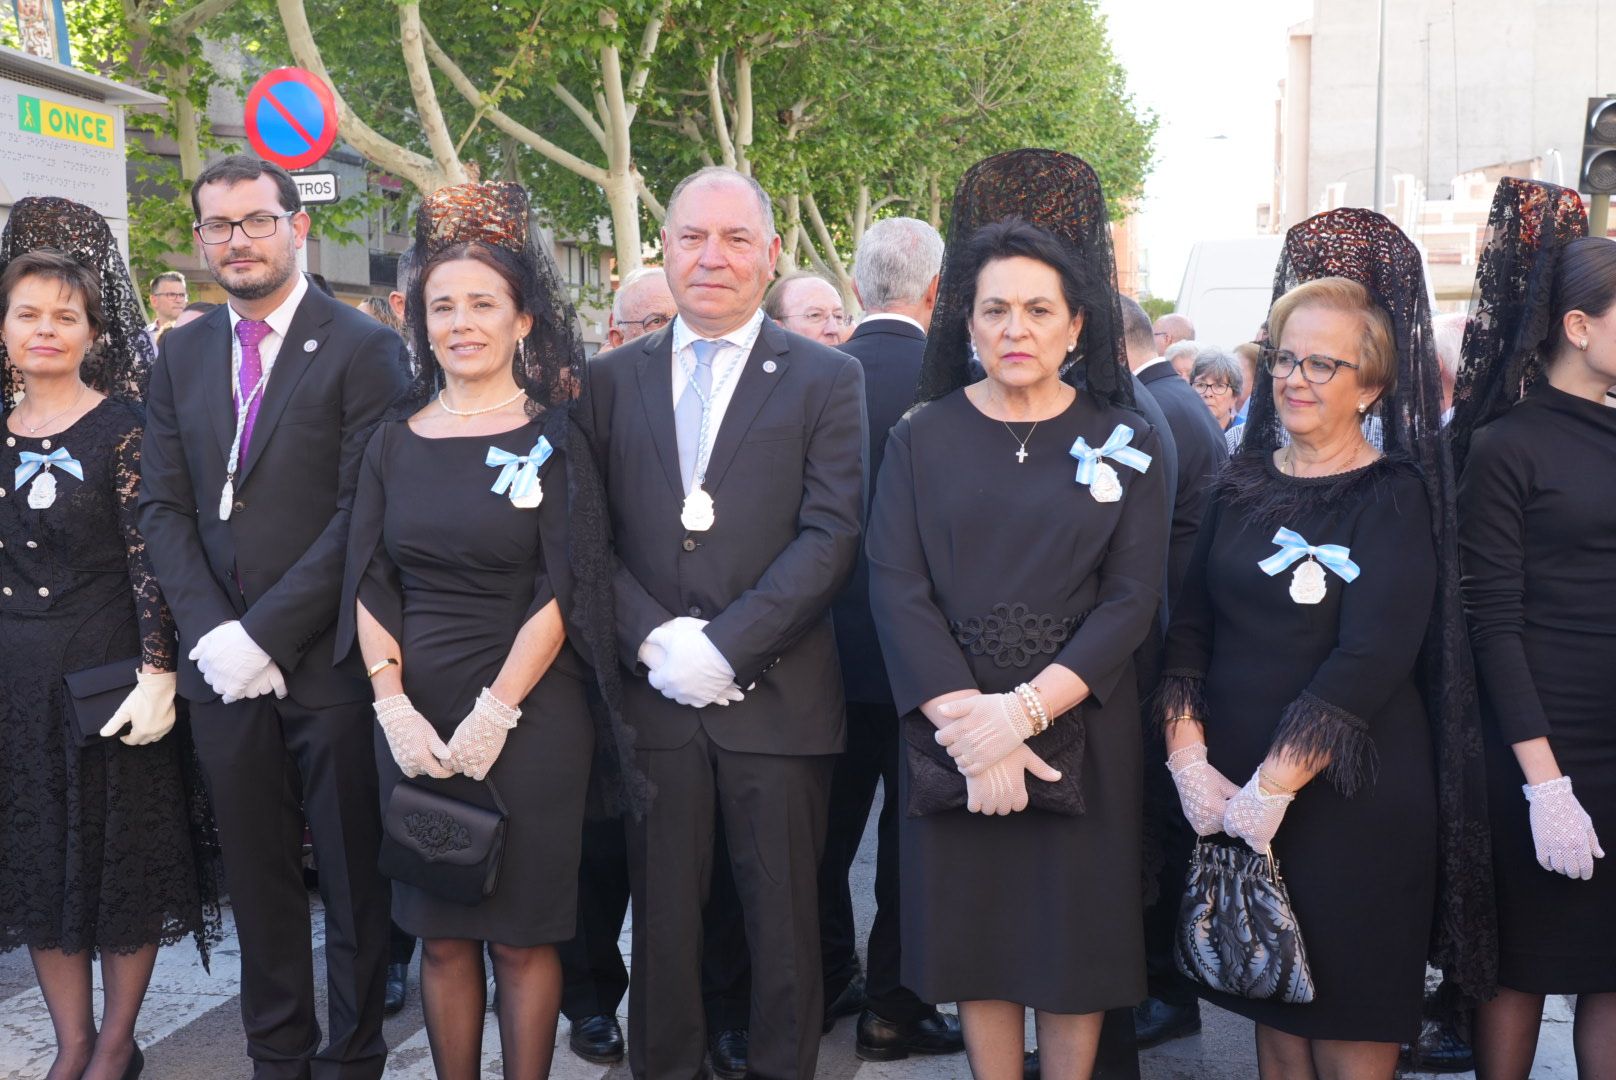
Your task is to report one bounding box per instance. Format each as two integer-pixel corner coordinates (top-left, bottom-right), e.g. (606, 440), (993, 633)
(0, 793), (1578, 1078)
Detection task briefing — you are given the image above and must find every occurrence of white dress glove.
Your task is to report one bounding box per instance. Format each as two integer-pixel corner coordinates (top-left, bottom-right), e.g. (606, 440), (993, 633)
(1524, 776), (1605, 880)
(1167, 744), (1242, 836)
(934, 692), (1034, 776)
(374, 695), (454, 779)
(99, 670), (178, 746)
(442, 688), (522, 781)
(644, 617), (744, 708)
(965, 744), (1063, 815)
(1224, 768), (1296, 852)
(189, 620), (278, 702)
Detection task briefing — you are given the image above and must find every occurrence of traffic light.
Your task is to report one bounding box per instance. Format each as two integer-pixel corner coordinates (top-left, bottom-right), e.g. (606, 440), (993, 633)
(1580, 96), (1616, 194)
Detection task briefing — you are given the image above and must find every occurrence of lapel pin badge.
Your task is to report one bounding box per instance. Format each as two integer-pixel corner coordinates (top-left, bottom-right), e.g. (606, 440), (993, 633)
(303, 339), (318, 353)
(762, 359), (778, 374)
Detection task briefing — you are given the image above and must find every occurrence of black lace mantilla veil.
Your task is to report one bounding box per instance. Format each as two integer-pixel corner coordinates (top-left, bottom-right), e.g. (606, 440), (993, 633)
(916, 148), (1134, 409)
(0, 196), (156, 408)
(1247, 208), (1497, 1008)
(1448, 178), (1588, 473)
(408, 181), (650, 818)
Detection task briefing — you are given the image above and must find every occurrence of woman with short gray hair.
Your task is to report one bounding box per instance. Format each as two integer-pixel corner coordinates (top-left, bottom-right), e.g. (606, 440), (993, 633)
(1191, 349), (1244, 429)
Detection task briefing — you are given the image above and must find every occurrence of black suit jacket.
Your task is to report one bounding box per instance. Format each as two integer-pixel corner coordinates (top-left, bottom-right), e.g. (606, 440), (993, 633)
(138, 280), (407, 706)
(586, 317), (866, 755)
(830, 317), (925, 705)
(1137, 361), (1228, 607)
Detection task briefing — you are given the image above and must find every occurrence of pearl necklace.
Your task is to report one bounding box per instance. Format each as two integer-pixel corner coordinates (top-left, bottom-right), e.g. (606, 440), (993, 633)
(437, 386), (526, 417)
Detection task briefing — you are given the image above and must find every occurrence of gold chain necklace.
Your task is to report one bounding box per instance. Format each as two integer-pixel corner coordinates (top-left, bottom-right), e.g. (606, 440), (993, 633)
(1282, 439), (1366, 477)
(16, 381), (87, 434)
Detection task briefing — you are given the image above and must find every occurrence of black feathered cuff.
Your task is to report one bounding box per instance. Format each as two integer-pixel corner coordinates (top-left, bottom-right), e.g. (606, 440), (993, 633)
(1268, 690), (1378, 797)
(1154, 669), (1209, 738)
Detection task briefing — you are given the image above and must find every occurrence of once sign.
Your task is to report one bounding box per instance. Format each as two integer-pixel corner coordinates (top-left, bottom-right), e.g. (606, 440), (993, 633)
(244, 68), (339, 171)
(294, 171), (339, 206)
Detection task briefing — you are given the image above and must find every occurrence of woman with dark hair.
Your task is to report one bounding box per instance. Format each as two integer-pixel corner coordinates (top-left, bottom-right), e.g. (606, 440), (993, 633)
(868, 150), (1168, 1077)
(1160, 207), (1493, 1078)
(337, 182), (642, 1079)
(1451, 180), (1615, 1078)
(0, 198), (218, 1080)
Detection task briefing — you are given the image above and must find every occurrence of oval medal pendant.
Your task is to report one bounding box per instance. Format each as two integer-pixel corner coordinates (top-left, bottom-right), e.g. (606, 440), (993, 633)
(681, 486), (715, 532)
(1290, 558), (1328, 604)
(27, 469), (57, 509)
(1089, 461), (1123, 503)
(510, 480), (543, 509)
(218, 479), (234, 522)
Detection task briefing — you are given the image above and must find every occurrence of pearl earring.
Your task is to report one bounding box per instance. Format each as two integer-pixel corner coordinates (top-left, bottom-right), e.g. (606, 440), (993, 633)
(1579, 338), (1589, 351)
(1357, 403), (1367, 415)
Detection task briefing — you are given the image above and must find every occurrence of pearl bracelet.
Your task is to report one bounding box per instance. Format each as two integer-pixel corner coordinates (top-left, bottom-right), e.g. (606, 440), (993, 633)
(1014, 682), (1051, 735)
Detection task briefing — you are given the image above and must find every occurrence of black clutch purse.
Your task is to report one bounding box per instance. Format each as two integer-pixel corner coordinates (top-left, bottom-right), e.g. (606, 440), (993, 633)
(901, 709), (1086, 817)
(62, 656), (142, 747)
(378, 778), (508, 906)
(1175, 838), (1315, 1004)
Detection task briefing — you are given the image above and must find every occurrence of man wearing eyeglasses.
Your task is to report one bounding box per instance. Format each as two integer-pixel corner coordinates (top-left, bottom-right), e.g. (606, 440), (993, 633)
(138, 154), (406, 1080)
(146, 271), (188, 333)
(763, 270), (852, 346)
(607, 265), (678, 348)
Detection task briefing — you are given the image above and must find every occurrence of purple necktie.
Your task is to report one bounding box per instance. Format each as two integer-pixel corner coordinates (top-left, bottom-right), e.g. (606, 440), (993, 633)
(235, 318), (273, 457)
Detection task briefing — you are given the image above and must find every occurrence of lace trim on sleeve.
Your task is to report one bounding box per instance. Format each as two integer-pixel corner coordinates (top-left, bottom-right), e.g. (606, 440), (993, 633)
(1269, 689), (1378, 797)
(113, 422), (175, 672)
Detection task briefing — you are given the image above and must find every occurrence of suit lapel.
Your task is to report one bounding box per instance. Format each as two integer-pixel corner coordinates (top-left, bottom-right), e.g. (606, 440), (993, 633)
(703, 319), (791, 493)
(634, 327), (685, 497)
(236, 288), (332, 485)
(202, 308), (236, 462)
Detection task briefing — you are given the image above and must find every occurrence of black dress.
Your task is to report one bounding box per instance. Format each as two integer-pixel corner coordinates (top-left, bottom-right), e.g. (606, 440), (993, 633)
(867, 388), (1168, 1014)
(346, 417), (593, 946)
(1162, 454), (1438, 1042)
(0, 399), (213, 956)
(1458, 381), (1616, 993)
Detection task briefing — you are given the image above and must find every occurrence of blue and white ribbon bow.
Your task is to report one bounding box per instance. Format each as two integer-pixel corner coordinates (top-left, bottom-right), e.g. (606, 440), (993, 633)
(15, 447), (84, 488)
(1257, 527), (1361, 582)
(1068, 424), (1153, 484)
(486, 437), (553, 501)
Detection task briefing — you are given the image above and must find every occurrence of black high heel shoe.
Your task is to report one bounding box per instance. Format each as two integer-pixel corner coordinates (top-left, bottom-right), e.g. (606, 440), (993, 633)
(120, 1045), (144, 1080)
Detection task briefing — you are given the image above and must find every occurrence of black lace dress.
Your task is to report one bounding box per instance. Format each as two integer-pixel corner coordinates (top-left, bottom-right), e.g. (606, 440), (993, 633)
(1162, 454), (1438, 1042)
(343, 418), (594, 944)
(1458, 382), (1616, 993)
(0, 399), (215, 957)
(867, 388), (1168, 1014)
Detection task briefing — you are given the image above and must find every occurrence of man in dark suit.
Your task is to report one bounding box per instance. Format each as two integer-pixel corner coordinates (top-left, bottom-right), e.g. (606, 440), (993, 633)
(815, 217), (965, 1061)
(138, 155), (405, 1080)
(587, 166), (865, 1080)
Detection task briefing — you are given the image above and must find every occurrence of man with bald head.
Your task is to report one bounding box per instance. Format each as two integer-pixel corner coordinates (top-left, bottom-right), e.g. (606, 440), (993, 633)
(587, 166), (866, 1080)
(609, 266), (678, 348)
(764, 270), (850, 346)
(1152, 311), (1194, 358)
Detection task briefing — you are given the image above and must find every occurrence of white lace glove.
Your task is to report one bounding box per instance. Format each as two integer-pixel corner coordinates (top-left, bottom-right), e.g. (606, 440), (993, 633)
(189, 620), (277, 702)
(99, 670), (178, 746)
(965, 744), (1063, 815)
(644, 617), (744, 708)
(934, 692), (1033, 776)
(1167, 744), (1242, 836)
(1524, 776), (1605, 880)
(1224, 768), (1296, 852)
(374, 695), (454, 779)
(441, 688), (521, 781)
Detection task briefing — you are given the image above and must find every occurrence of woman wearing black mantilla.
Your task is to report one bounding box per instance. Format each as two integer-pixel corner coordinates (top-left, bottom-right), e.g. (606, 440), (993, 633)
(1159, 208), (1493, 1078)
(867, 150), (1169, 1078)
(1450, 178), (1616, 1079)
(336, 182), (643, 1080)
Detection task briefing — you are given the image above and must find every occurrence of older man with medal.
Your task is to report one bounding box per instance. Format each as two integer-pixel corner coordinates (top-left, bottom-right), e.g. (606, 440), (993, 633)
(585, 165), (866, 1080)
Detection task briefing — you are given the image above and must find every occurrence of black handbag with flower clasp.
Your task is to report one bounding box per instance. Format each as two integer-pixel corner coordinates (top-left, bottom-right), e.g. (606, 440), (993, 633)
(377, 777), (508, 906)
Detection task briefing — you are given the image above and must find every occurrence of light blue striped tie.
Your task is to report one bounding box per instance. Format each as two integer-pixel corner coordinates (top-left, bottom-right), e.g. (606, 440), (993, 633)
(676, 339), (718, 493)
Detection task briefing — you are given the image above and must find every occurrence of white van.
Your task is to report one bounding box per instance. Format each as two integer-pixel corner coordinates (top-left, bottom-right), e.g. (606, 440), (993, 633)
(1172, 236), (1284, 350)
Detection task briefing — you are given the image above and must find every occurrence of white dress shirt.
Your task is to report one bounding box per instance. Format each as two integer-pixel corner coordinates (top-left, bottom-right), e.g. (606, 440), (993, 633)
(669, 308), (765, 451)
(856, 311), (925, 334)
(226, 272), (310, 386)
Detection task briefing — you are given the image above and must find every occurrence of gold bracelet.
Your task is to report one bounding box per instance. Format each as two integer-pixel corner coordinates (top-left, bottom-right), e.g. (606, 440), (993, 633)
(1165, 713), (1198, 728)
(365, 657), (399, 679)
(1258, 766), (1297, 796)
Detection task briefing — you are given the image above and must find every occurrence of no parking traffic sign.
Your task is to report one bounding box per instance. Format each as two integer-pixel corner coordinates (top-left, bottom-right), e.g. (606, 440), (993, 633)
(244, 68), (338, 171)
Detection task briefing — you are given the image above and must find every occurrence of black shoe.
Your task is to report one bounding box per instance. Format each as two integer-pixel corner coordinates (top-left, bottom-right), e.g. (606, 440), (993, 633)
(1400, 1022), (1474, 1073)
(384, 962), (408, 1016)
(1133, 996), (1201, 1048)
(1023, 1048), (1040, 1080)
(709, 1028), (748, 1080)
(569, 1014), (626, 1065)
(822, 971), (868, 1033)
(120, 1045), (145, 1080)
(855, 1007), (964, 1062)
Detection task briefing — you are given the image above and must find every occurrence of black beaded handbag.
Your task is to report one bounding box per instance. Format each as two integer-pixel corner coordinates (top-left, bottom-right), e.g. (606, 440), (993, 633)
(378, 778), (508, 906)
(902, 709), (1087, 817)
(1175, 838), (1315, 1004)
